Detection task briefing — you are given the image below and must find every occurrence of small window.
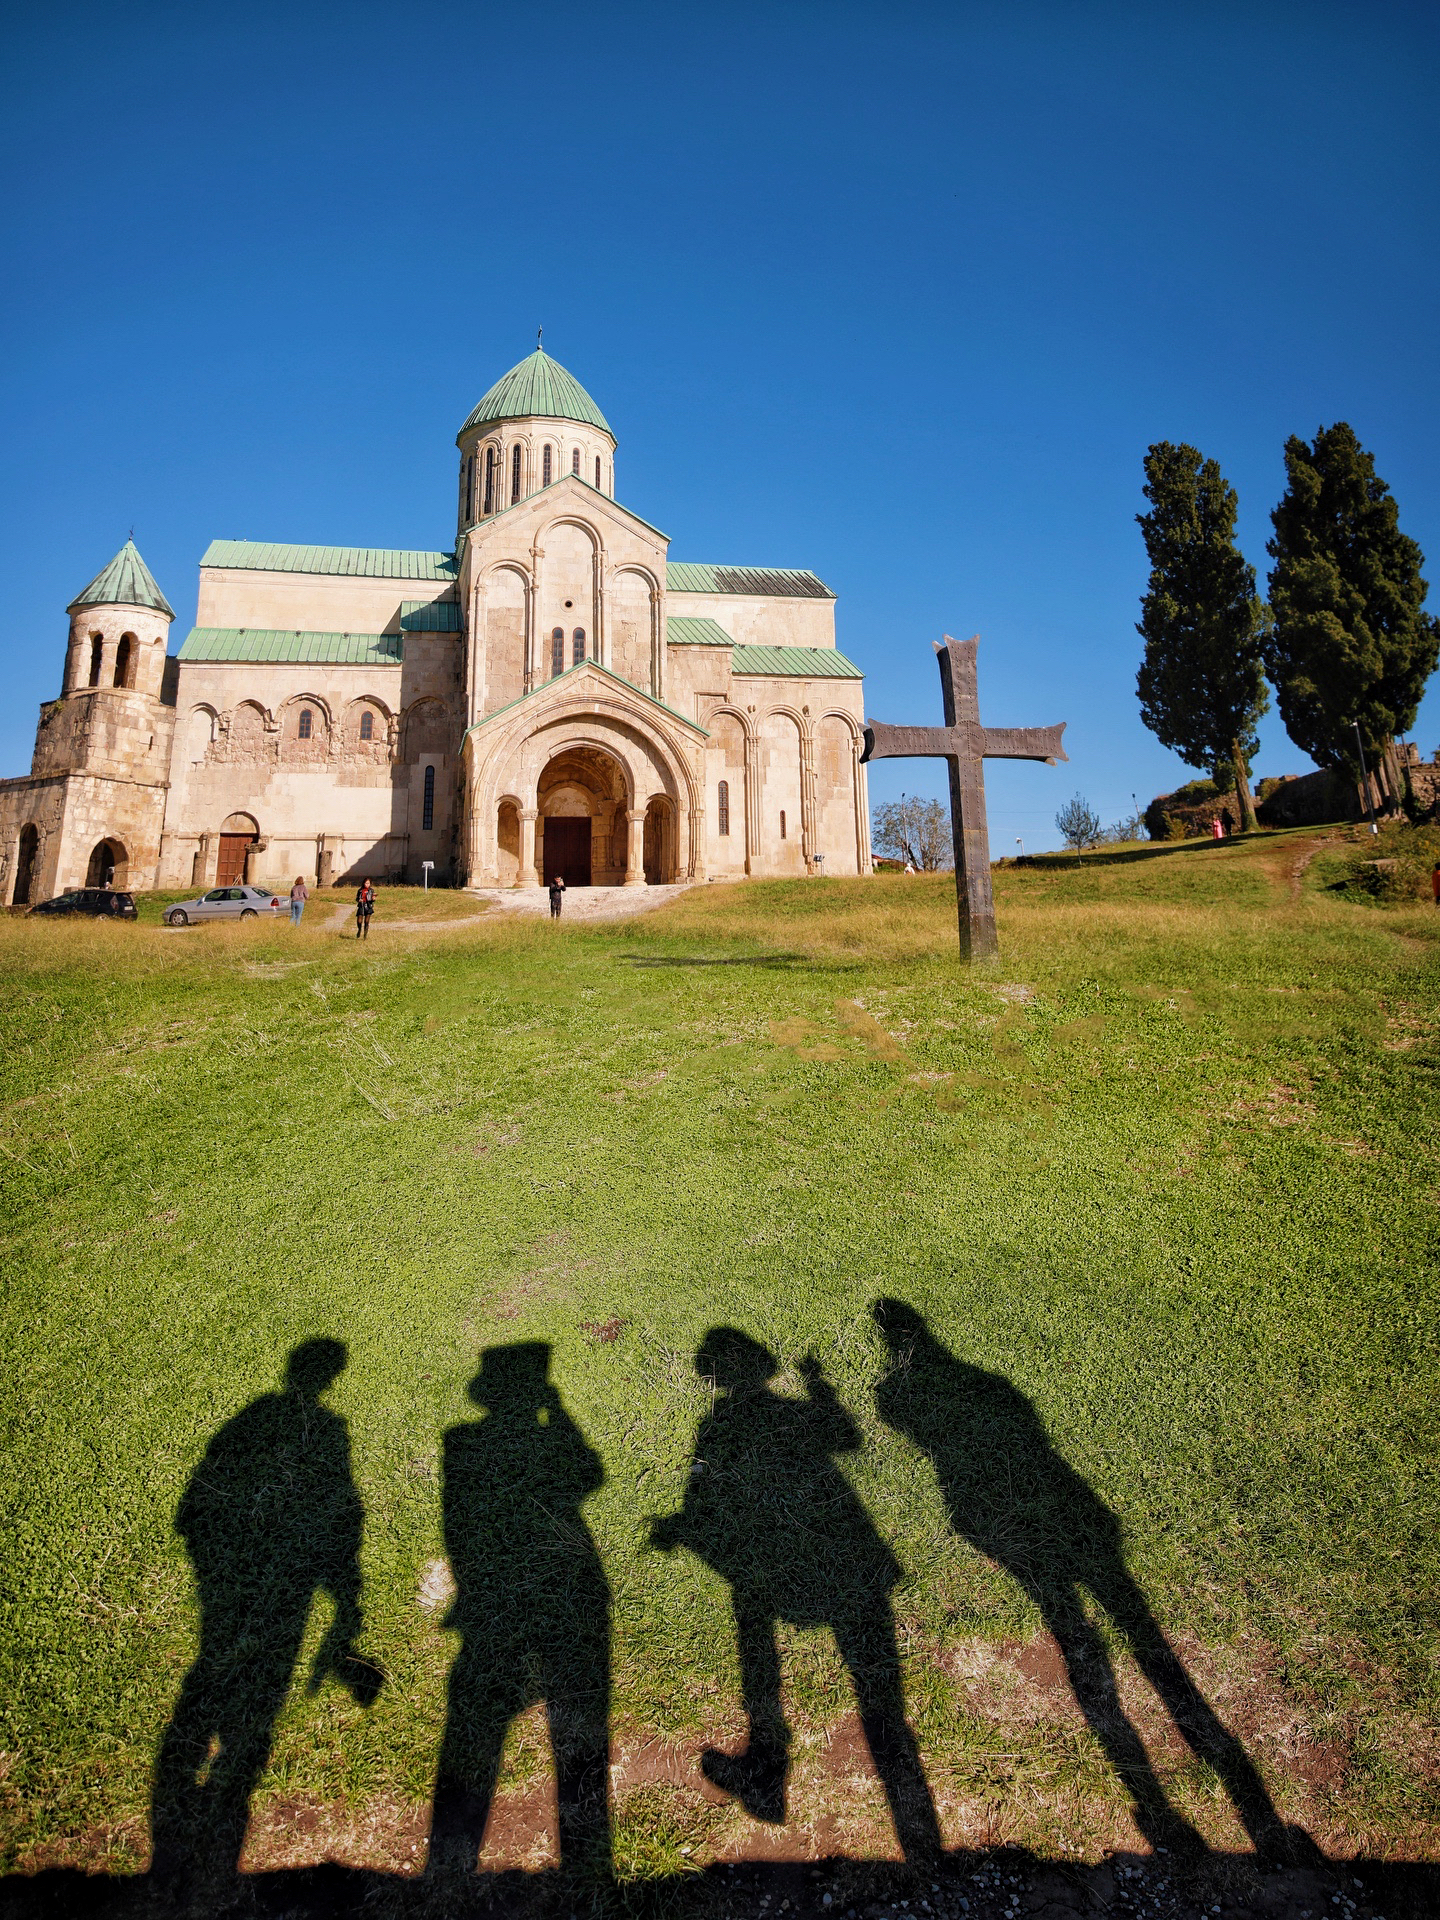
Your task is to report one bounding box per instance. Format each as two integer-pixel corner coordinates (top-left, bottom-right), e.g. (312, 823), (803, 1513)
(298, 708), (313, 740)
(595, 455), (602, 489)
(572, 447), (581, 475)
(113, 635), (134, 688)
(511, 443), (522, 503)
(88, 635), (103, 686)
(423, 764), (435, 832)
(573, 628), (586, 666)
(542, 444), (552, 486)
(551, 627), (565, 676)
(718, 780), (730, 837)
(780, 809), (787, 839)
(484, 446), (495, 515)
(359, 711), (374, 741)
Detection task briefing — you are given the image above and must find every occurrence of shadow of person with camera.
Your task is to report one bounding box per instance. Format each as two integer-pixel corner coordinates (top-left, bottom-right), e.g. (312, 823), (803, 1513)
(427, 1342), (611, 1883)
(651, 1328), (942, 1865)
(149, 1338), (382, 1895)
(872, 1297), (1317, 1865)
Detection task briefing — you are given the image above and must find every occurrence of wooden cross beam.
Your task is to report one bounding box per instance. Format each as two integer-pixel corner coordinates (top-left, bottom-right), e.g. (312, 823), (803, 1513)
(861, 634), (1068, 961)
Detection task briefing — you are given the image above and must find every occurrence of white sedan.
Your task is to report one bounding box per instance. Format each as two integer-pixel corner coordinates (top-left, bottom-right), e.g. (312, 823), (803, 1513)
(165, 885), (287, 927)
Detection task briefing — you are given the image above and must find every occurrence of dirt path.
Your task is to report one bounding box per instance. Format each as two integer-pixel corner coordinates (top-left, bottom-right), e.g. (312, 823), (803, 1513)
(323, 882), (693, 934)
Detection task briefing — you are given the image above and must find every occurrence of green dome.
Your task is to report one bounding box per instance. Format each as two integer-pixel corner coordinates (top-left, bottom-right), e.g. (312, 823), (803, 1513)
(68, 538), (174, 619)
(459, 347), (611, 440)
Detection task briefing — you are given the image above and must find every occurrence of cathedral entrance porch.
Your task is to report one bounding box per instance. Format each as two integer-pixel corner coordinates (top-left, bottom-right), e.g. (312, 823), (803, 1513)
(542, 818), (591, 888)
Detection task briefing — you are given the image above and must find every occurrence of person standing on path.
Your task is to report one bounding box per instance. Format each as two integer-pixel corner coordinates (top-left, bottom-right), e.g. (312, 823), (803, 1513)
(548, 874), (565, 920)
(355, 878), (375, 940)
(289, 876), (309, 927)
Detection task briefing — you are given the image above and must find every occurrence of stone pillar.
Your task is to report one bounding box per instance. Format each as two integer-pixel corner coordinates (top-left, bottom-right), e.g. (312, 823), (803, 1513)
(799, 718), (818, 871)
(623, 809), (646, 886)
(743, 726), (761, 874)
(518, 809), (539, 886)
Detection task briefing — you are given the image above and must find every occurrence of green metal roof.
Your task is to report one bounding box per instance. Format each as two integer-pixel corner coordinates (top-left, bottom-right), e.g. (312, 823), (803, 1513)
(666, 615), (732, 646)
(459, 348), (610, 439)
(665, 563), (833, 598)
(201, 540), (457, 580)
(69, 539), (174, 618)
(400, 598), (461, 632)
(467, 659), (706, 737)
(178, 628), (405, 665)
(731, 645), (863, 679)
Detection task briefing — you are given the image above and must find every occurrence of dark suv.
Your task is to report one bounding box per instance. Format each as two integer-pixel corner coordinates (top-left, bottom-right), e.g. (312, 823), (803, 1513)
(29, 889), (138, 919)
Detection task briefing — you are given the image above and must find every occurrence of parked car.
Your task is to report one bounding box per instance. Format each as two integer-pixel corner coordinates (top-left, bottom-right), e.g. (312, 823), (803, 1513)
(29, 888), (137, 919)
(164, 885), (286, 927)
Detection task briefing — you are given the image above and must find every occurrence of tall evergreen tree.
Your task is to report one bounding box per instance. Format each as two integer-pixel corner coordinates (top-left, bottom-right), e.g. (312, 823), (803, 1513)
(1265, 422), (1439, 799)
(1135, 442), (1269, 830)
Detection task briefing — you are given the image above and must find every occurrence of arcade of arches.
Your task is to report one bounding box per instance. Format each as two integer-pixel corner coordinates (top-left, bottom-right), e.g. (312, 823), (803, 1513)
(493, 746), (680, 888)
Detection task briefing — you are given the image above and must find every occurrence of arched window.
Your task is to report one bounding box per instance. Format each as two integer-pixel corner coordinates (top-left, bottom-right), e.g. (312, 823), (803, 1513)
(511, 443), (522, 503)
(298, 708), (313, 740)
(464, 455), (474, 523)
(718, 780), (730, 837)
(484, 446), (495, 515)
(542, 444), (552, 486)
(113, 636), (134, 688)
(780, 809), (787, 839)
(572, 628), (586, 666)
(571, 447), (580, 475)
(423, 764), (435, 831)
(88, 635), (103, 686)
(359, 710), (374, 741)
(595, 455), (602, 489)
(551, 627), (565, 676)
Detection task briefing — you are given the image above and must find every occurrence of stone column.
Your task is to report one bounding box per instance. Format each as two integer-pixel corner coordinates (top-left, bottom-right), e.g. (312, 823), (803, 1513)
(743, 725), (761, 874)
(623, 809), (646, 886)
(799, 716), (818, 871)
(855, 747), (872, 874)
(518, 809), (540, 886)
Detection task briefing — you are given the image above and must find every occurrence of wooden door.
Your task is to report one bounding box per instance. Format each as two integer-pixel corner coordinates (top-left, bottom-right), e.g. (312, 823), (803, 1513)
(217, 834), (253, 885)
(541, 819), (591, 888)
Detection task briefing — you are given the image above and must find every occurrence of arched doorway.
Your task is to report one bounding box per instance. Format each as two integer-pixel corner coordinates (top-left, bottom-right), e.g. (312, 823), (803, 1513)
(85, 838), (128, 889)
(12, 824), (38, 905)
(217, 813), (259, 885)
(536, 746), (629, 887)
(643, 797), (675, 884)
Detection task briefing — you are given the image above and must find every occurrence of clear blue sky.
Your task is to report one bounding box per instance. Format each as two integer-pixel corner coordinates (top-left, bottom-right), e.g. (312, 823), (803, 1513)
(2, 1), (1436, 849)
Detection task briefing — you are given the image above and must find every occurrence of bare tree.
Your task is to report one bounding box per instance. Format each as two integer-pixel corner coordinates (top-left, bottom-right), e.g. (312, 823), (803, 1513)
(1056, 794), (1103, 850)
(872, 794), (953, 870)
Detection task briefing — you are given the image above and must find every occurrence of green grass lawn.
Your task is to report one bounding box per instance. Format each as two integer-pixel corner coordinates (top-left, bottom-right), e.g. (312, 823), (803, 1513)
(1, 826), (1437, 1885)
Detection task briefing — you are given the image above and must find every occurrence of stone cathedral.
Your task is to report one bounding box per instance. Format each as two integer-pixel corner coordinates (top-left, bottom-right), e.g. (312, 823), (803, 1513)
(0, 347), (872, 905)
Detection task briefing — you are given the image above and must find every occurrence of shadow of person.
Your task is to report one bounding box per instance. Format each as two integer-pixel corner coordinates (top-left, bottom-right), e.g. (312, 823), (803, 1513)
(651, 1329), (942, 1864)
(428, 1343), (611, 1882)
(150, 1338), (381, 1893)
(871, 1298), (1317, 1865)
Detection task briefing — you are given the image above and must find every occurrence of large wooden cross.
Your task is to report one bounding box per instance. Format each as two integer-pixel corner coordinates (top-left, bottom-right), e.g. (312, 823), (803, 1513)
(861, 634), (1068, 961)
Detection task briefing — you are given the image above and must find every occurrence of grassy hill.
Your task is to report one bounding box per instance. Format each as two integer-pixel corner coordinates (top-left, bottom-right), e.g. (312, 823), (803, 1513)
(1, 827), (1436, 1893)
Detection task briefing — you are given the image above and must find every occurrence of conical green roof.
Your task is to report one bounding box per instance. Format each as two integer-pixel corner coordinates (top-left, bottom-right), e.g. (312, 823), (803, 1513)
(459, 347), (611, 439)
(68, 539), (174, 619)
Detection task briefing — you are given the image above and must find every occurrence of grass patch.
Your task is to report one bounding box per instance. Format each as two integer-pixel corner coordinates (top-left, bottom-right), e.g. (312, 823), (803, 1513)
(1, 827), (1437, 1877)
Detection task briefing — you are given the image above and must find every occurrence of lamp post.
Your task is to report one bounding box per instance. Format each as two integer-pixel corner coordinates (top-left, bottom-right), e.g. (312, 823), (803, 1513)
(421, 859), (435, 891)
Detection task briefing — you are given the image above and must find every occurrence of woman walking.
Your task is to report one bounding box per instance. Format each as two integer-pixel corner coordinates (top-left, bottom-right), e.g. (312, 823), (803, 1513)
(289, 876), (309, 927)
(355, 878), (375, 940)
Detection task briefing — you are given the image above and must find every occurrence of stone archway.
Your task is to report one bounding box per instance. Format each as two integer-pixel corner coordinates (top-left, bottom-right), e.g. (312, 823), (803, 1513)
(217, 813), (259, 885)
(13, 824), (39, 905)
(85, 837), (128, 889)
(643, 796), (676, 884)
(536, 745), (629, 887)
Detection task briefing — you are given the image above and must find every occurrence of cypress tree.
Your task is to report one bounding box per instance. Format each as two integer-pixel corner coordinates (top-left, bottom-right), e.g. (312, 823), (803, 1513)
(1135, 442), (1269, 830)
(1265, 422), (1439, 803)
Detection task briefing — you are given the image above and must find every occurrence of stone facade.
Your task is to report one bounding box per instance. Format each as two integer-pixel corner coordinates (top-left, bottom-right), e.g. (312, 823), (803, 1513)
(1, 349), (871, 903)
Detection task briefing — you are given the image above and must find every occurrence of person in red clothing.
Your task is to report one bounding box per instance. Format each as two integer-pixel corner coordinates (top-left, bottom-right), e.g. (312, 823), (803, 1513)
(1432, 861), (1440, 906)
(355, 878), (375, 940)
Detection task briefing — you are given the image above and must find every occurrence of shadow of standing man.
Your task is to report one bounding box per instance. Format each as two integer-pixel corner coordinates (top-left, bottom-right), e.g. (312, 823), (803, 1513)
(651, 1328), (942, 1865)
(428, 1343), (611, 1882)
(150, 1338), (382, 1895)
(872, 1298), (1316, 1865)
